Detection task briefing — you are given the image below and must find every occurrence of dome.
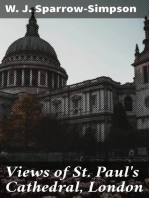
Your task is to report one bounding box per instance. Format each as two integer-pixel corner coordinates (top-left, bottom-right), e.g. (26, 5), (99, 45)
(3, 7), (58, 62)
(0, 7), (68, 95)
(4, 36), (58, 60)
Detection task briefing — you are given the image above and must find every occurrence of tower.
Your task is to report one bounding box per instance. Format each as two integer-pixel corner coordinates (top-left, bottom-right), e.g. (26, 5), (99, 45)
(132, 16), (149, 129)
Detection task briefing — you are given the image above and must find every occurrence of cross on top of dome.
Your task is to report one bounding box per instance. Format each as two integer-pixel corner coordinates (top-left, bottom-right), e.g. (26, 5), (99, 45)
(31, 7), (36, 17)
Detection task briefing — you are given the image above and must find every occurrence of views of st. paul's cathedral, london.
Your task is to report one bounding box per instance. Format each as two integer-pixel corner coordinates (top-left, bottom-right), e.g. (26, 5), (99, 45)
(0, 10), (149, 143)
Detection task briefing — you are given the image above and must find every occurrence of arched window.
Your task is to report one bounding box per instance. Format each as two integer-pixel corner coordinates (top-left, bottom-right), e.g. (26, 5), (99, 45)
(124, 96), (132, 111)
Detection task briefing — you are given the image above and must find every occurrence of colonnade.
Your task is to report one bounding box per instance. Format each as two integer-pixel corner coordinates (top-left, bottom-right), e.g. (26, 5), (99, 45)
(0, 68), (66, 89)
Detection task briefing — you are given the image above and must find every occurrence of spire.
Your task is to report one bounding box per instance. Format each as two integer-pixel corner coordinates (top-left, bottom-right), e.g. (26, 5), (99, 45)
(25, 7), (39, 37)
(134, 44), (140, 62)
(143, 15), (149, 50)
(135, 44), (139, 55)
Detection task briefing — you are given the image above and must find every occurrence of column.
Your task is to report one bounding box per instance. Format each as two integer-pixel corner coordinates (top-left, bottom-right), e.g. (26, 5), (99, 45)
(107, 90), (111, 111)
(52, 72), (54, 89)
(47, 72), (50, 88)
(111, 91), (113, 111)
(29, 69), (32, 86)
(65, 97), (68, 115)
(97, 123), (100, 142)
(0, 73), (2, 87)
(14, 70), (17, 86)
(46, 101), (50, 115)
(46, 72), (48, 87)
(62, 97), (65, 116)
(7, 71), (9, 87)
(22, 69), (25, 86)
(62, 78), (64, 87)
(70, 96), (73, 117)
(104, 87), (107, 110)
(2, 72), (4, 87)
(82, 124), (86, 136)
(57, 74), (60, 88)
(38, 70), (40, 86)
(100, 89), (104, 110)
(82, 93), (86, 114)
(101, 124), (105, 142)
(97, 90), (100, 112)
(86, 92), (90, 114)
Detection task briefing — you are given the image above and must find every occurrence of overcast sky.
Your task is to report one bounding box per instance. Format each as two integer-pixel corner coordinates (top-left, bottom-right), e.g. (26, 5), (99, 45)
(0, 18), (145, 85)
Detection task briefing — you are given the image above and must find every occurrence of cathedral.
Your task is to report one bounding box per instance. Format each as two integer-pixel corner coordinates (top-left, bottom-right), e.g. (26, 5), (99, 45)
(0, 10), (148, 142)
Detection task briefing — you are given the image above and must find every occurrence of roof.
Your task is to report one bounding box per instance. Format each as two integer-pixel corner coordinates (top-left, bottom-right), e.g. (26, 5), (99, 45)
(4, 36), (58, 60)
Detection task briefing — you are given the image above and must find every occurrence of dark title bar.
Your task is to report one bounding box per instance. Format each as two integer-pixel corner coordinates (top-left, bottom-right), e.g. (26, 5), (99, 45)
(0, 0), (149, 18)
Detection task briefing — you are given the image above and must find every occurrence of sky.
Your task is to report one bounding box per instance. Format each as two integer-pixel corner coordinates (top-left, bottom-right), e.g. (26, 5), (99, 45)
(0, 18), (145, 85)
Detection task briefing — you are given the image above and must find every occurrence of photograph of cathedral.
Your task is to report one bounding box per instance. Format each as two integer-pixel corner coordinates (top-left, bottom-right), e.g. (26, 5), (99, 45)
(2, 2), (149, 197)
(0, 10), (148, 147)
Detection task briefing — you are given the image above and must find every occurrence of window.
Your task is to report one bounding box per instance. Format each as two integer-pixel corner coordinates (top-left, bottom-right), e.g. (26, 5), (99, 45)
(59, 75), (62, 88)
(47, 72), (51, 88)
(54, 73), (58, 88)
(124, 96), (132, 111)
(24, 69), (30, 86)
(143, 66), (148, 83)
(54, 103), (61, 117)
(4, 71), (8, 87)
(73, 109), (78, 115)
(16, 69), (22, 86)
(73, 100), (79, 109)
(145, 97), (149, 108)
(40, 71), (46, 86)
(91, 95), (97, 108)
(55, 103), (59, 113)
(73, 100), (79, 115)
(72, 95), (81, 115)
(9, 70), (14, 85)
(52, 99), (61, 117)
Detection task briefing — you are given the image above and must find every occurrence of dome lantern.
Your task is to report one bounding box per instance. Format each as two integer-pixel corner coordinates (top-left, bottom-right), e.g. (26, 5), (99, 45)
(25, 7), (39, 37)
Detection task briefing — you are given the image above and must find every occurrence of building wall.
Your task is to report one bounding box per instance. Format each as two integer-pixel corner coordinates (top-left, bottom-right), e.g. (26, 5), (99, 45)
(0, 76), (136, 142)
(37, 77), (136, 141)
(134, 61), (149, 129)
